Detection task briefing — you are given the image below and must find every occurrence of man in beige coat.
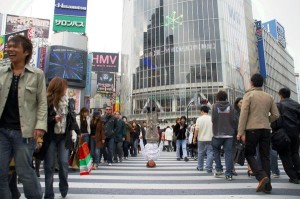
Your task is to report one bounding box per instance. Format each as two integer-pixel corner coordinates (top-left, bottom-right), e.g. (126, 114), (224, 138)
(237, 73), (279, 194)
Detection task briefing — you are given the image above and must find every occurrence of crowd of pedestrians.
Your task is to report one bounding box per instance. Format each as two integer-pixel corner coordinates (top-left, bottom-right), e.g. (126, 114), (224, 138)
(0, 35), (299, 199)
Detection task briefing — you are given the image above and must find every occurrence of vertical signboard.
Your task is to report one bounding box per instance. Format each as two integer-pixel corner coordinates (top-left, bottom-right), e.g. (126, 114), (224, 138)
(276, 21), (286, 49)
(85, 53), (92, 96)
(255, 21), (267, 78)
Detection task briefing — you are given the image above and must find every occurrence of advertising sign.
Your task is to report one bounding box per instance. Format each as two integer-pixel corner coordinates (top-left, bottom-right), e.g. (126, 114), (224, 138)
(276, 21), (286, 49)
(5, 14), (50, 38)
(54, 0), (87, 17)
(97, 72), (115, 93)
(67, 88), (81, 114)
(37, 46), (47, 71)
(263, 19), (286, 49)
(92, 52), (119, 72)
(255, 21), (267, 78)
(53, 15), (86, 33)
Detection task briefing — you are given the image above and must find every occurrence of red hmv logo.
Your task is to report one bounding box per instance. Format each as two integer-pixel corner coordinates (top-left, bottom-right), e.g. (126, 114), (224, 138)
(92, 52), (119, 72)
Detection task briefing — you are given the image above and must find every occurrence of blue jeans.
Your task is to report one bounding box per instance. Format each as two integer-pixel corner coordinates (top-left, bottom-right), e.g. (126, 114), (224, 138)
(43, 136), (69, 199)
(94, 147), (107, 164)
(105, 138), (115, 163)
(197, 141), (213, 171)
(0, 128), (42, 199)
(130, 138), (138, 157)
(89, 137), (96, 163)
(176, 139), (187, 158)
(212, 137), (234, 176)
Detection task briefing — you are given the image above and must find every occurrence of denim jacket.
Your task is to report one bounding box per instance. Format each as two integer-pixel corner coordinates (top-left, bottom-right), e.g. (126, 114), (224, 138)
(0, 64), (47, 138)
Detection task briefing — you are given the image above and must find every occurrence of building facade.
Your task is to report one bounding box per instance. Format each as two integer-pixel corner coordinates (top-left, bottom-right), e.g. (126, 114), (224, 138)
(121, 0), (296, 122)
(260, 25), (297, 101)
(121, 0), (253, 122)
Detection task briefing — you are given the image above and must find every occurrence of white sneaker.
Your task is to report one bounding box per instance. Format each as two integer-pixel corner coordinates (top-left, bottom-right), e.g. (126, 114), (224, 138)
(108, 163), (112, 166)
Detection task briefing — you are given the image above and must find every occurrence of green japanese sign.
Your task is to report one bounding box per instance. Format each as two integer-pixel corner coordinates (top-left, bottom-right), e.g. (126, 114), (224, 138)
(53, 15), (86, 33)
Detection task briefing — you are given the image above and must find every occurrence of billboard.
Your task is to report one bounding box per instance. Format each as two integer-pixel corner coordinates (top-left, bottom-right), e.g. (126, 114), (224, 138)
(96, 72), (115, 93)
(263, 19), (286, 49)
(46, 45), (87, 88)
(53, 15), (86, 33)
(92, 52), (119, 72)
(255, 21), (267, 78)
(54, 0), (87, 17)
(5, 14), (50, 38)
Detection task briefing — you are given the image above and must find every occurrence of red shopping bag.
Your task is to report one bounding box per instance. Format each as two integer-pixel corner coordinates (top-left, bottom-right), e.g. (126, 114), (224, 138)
(79, 138), (93, 175)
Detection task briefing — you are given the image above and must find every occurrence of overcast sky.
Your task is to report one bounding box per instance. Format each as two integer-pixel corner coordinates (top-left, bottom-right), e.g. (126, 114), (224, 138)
(0, 0), (299, 72)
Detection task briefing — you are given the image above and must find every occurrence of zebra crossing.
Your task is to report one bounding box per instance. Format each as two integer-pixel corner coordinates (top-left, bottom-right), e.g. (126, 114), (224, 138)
(20, 151), (300, 198)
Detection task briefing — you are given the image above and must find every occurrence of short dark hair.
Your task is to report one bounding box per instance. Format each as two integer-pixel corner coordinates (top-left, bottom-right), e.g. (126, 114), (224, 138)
(251, 73), (264, 87)
(8, 35), (33, 64)
(180, 116), (187, 121)
(216, 90), (227, 101)
(279, 87), (290, 98)
(200, 106), (209, 113)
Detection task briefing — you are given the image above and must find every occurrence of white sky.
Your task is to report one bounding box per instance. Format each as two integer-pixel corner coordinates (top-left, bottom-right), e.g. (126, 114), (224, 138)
(0, 0), (299, 72)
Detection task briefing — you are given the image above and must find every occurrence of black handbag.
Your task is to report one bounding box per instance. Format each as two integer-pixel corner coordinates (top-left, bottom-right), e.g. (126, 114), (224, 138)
(271, 103), (291, 152)
(234, 141), (245, 166)
(271, 128), (291, 152)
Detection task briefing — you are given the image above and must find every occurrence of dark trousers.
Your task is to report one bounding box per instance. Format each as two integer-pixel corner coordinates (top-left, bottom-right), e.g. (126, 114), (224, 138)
(123, 141), (129, 158)
(278, 129), (300, 180)
(245, 129), (271, 182)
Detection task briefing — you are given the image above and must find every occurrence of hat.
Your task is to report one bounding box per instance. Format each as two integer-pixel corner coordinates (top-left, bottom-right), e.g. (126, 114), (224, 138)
(93, 111), (100, 117)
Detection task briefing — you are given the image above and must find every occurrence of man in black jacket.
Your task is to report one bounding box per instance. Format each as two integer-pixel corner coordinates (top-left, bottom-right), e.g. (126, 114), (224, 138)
(102, 106), (119, 166)
(272, 88), (300, 184)
(174, 116), (189, 161)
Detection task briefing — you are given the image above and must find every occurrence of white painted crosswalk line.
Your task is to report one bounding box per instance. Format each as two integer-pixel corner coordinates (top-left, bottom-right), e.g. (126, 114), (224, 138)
(19, 151), (299, 198)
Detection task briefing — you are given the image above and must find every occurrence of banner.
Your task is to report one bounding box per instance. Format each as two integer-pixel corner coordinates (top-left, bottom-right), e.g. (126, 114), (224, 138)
(97, 72), (115, 93)
(5, 14), (50, 38)
(92, 52), (119, 72)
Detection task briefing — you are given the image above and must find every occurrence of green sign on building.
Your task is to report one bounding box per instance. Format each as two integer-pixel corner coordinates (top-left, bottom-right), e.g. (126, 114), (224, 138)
(53, 15), (86, 33)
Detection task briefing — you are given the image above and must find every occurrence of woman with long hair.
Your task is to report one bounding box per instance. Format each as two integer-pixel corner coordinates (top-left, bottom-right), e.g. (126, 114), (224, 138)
(76, 107), (91, 144)
(90, 111), (105, 169)
(43, 77), (78, 199)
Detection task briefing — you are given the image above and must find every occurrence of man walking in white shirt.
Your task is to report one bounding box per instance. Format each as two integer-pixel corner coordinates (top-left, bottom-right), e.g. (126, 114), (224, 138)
(193, 106), (214, 173)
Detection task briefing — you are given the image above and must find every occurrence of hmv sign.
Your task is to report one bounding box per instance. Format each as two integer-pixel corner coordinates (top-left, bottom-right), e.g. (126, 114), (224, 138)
(92, 52), (119, 72)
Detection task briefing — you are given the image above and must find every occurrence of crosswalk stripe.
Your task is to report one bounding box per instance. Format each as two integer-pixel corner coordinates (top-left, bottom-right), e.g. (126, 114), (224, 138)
(18, 151), (299, 198)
